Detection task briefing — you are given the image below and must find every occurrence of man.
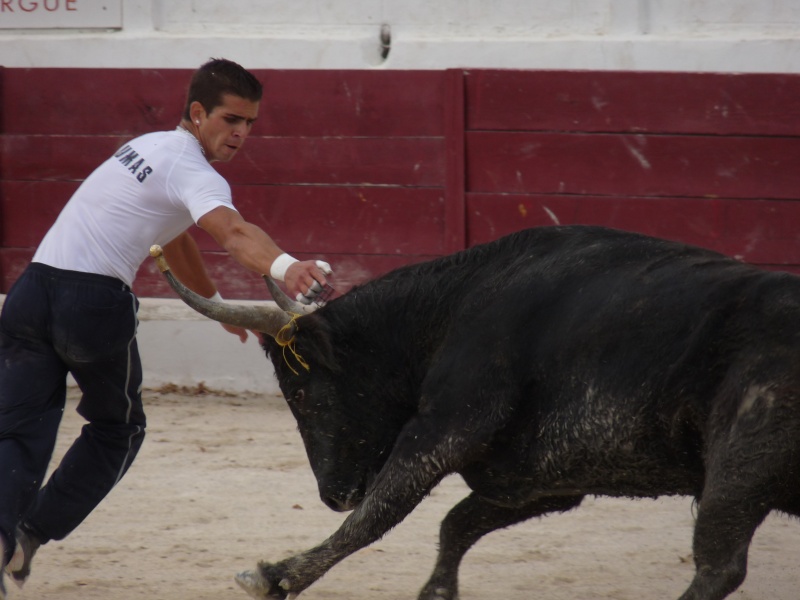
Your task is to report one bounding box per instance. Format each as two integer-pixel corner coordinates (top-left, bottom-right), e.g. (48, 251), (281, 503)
(0, 58), (331, 598)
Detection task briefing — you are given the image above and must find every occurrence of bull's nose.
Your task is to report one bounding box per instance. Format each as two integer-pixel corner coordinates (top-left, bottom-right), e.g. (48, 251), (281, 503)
(321, 486), (363, 512)
(322, 495), (352, 512)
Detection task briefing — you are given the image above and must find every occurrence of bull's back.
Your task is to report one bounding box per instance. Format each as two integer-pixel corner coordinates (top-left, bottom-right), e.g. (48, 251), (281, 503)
(454, 227), (800, 499)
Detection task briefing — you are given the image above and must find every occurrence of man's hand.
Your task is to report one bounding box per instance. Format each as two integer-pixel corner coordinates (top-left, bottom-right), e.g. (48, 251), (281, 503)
(285, 260), (333, 304)
(220, 322), (249, 343)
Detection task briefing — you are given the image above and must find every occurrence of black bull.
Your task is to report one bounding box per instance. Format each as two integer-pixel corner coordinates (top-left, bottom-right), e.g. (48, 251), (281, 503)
(155, 225), (800, 600)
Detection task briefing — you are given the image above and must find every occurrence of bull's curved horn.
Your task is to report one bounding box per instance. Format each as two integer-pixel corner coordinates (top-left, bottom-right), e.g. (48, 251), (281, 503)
(262, 275), (318, 314)
(149, 245), (292, 338)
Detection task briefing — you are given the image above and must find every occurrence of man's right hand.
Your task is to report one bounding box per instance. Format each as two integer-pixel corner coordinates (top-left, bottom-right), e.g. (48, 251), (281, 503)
(285, 260), (333, 304)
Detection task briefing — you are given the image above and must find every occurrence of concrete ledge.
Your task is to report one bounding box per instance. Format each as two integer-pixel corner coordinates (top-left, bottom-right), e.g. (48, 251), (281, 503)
(0, 295), (281, 396)
(2, 33), (800, 72)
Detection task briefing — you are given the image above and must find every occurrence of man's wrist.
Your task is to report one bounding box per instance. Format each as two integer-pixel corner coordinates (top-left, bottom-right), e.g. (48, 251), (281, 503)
(270, 253), (299, 281)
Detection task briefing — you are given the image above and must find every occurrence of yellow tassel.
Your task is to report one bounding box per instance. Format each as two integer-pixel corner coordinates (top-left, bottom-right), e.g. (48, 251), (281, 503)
(274, 313), (310, 375)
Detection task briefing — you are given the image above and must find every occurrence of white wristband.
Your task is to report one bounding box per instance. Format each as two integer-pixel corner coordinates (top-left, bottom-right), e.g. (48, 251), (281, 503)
(270, 253), (299, 281)
(207, 291), (223, 303)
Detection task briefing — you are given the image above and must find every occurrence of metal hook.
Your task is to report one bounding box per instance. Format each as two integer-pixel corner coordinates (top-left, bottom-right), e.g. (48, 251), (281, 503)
(380, 24), (391, 61)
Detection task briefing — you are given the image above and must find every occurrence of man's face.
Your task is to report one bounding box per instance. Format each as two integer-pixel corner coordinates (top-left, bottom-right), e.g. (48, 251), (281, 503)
(195, 93), (259, 163)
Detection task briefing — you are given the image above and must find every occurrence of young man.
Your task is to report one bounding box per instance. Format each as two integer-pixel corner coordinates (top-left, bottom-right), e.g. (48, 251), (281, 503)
(0, 58), (331, 598)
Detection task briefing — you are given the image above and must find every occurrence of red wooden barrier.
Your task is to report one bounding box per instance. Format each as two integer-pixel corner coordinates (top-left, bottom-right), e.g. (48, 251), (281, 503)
(462, 70), (800, 273)
(1, 69), (448, 296)
(2, 68), (800, 297)
(465, 70), (800, 135)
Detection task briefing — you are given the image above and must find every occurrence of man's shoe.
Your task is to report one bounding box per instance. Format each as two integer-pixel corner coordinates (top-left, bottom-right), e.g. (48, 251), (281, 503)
(5, 526), (40, 588)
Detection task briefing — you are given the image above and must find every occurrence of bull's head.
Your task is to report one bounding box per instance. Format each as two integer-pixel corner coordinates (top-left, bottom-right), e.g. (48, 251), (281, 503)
(149, 246), (404, 512)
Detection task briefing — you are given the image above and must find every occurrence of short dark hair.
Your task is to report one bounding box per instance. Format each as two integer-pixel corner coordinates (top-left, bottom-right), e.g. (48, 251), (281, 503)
(182, 58), (263, 120)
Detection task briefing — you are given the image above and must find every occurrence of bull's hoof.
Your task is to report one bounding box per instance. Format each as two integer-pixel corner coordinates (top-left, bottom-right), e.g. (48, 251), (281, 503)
(235, 566), (303, 600)
(419, 585), (457, 600)
(235, 569), (285, 599)
(235, 570), (268, 599)
(418, 578), (459, 600)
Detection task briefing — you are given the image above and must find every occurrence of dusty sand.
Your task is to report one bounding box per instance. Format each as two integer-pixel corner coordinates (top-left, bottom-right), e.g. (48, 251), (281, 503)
(10, 386), (800, 600)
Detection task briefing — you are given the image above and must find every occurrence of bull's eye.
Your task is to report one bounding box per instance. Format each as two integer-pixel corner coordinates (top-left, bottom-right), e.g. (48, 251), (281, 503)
(288, 389), (312, 416)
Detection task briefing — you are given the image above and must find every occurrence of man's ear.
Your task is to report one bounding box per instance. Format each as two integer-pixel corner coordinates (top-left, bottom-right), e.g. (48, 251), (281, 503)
(294, 315), (340, 374)
(189, 101), (206, 125)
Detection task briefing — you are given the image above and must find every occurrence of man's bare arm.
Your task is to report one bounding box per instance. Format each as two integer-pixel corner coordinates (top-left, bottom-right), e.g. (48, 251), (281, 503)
(161, 231), (217, 298)
(197, 206), (330, 300)
(162, 230), (249, 342)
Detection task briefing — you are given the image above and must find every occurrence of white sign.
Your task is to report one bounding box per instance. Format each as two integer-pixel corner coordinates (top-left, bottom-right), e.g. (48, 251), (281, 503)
(0, 0), (121, 29)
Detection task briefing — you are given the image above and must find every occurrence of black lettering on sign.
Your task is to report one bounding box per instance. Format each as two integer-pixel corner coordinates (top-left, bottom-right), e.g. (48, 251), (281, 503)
(0, 0), (79, 13)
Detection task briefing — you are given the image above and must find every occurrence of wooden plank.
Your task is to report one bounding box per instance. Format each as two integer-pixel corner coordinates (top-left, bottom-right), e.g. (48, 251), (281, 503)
(3, 182), (445, 255)
(3, 69), (444, 137)
(717, 199), (800, 263)
(192, 185), (446, 256)
(1, 181), (77, 247)
(215, 136), (444, 187)
(0, 248), (31, 292)
(466, 131), (800, 200)
(466, 193), (800, 265)
(0, 66), (4, 136)
(762, 265), (800, 276)
(442, 69), (466, 254)
(466, 70), (800, 135)
(4, 134), (445, 187)
(3, 68), (192, 135)
(468, 193), (723, 247)
(252, 70), (445, 136)
(2, 135), (128, 181)
(3, 180), (445, 251)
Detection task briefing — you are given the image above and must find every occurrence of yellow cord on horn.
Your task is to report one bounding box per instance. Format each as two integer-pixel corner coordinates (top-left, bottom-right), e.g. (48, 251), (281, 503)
(274, 313), (310, 375)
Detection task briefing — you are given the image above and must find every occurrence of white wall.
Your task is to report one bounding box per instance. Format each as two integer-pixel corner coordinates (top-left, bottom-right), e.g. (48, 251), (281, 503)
(133, 298), (280, 395)
(0, 0), (798, 72)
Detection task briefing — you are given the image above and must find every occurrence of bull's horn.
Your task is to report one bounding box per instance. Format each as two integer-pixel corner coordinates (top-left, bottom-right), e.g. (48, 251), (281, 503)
(262, 275), (318, 314)
(149, 245), (292, 338)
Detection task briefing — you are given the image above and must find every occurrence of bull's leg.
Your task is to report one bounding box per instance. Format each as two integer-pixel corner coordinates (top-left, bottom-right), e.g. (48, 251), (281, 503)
(678, 371), (800, 600)
(678, 493), (768, 600)
(418, 493), (583, 600)
(236, 350), (525, 598)
(235, 418), (483, 599)
(237, 491), (431, 599)
(678, 432), (783, 600)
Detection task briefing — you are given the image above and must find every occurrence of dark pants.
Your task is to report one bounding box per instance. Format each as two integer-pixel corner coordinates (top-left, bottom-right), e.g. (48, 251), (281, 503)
(0, 263), (146, 562)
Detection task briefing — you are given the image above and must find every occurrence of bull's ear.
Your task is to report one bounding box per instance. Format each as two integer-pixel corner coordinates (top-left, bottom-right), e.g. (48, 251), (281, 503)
(296, 315), (340, 373)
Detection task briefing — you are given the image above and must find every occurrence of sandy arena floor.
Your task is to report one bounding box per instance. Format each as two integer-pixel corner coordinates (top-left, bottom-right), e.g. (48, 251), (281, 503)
(10, 386), (800, 600)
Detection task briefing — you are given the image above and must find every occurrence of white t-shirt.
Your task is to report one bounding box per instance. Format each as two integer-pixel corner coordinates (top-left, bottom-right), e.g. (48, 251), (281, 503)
(33, 128), (236, 287)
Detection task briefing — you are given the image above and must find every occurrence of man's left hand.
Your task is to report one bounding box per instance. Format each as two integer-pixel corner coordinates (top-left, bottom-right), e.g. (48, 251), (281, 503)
(221, 322), (249, 343)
